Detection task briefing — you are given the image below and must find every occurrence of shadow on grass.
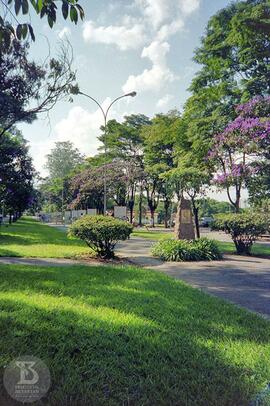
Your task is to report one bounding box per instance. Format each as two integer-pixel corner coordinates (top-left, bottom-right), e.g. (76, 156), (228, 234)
(0, 264), (269, 405)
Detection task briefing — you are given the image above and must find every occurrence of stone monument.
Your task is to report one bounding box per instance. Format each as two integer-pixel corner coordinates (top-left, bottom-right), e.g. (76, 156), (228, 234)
(175, 198), (195, 240)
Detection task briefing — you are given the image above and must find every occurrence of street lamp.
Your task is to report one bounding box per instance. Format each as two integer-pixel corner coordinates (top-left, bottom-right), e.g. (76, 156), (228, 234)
(76, 90), (137, 214)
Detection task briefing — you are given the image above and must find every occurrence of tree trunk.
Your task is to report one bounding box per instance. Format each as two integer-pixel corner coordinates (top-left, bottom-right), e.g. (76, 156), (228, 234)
(235, 190), (241, 213)
(164, 199), (170, 229)
(138, 188), (143, 226)
(129, 201), (134, 224)
(191, 199), (200, 239)
(150, 209), (155, 227)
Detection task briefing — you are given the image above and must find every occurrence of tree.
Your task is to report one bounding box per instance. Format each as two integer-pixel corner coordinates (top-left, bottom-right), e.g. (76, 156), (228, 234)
(142, 112), (180, 227)
(0, 39), (76, 138)
(207, 96), (270, 212)
(0, 131), (35, 221)
(45, 141), (84, 180)
(179, 0), (270, 164)
(197, 198), (233, 217)
(69, 163), (127, 214)
(99, 114), (150, 222)
(0, 0), (84, 45)
(42, 141), (84, 215)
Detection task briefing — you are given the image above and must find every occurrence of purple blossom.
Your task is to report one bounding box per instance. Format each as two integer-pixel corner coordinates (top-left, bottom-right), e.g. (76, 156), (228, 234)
(236, 96), (270, 118)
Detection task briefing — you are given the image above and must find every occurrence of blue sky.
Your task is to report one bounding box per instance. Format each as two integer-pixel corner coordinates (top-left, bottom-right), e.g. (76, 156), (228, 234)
(20, 0), (231, 177)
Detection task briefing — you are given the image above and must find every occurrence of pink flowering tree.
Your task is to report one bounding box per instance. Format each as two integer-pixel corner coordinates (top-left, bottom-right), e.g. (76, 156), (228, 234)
(208, 96), (270, 212)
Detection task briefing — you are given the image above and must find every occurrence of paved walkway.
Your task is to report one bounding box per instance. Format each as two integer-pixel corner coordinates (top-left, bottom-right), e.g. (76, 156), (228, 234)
(117, 237), (270, 319)
(2, 224), (269, 319)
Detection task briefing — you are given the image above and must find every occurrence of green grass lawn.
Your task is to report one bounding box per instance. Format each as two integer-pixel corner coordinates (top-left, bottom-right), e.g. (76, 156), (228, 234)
(133, 229), (270, 257)
(0, 217), (91, 258)
(133, 229), (174, 240)
(0, 262), (270, 405)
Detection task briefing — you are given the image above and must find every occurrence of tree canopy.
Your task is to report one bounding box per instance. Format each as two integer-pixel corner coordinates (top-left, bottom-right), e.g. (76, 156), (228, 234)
(0, 0), (84, 46)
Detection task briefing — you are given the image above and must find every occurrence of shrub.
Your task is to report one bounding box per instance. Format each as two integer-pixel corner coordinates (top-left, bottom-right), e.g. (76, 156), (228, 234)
(69, 215), (133, 259)
(212, 212), (270, 255)
(152, 238), (222, 262)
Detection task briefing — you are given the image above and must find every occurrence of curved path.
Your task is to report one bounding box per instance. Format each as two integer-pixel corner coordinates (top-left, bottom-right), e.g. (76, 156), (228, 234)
(1, 234), (269, 319)
(117, 237), (270, 319)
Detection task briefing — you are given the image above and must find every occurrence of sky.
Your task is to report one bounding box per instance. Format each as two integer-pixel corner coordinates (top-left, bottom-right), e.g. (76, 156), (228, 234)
(18, 0), (246, 202)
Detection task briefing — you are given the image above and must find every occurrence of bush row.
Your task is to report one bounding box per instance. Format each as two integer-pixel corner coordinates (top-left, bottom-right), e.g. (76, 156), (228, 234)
(152, 238), (222, 262)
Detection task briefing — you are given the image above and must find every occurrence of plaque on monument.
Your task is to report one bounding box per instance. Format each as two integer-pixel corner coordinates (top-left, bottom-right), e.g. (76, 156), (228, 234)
(181, 209), (192, 224)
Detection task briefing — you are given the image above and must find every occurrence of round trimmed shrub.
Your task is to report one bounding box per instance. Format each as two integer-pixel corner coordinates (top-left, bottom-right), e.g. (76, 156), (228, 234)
(212, 212), (269, 255)
(152, 238), (222, 262)
(69, 215), (133, 259)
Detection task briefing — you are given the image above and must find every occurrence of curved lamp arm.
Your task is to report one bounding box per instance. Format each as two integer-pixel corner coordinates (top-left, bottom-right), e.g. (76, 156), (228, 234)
(78, 91), (106, 121)
(105, 92), (137, 121)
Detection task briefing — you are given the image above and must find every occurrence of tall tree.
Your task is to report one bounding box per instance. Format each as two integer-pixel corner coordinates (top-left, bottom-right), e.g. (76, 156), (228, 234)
(180, 0), (270, 164)
(99, 114), (150, 222)
(207, 96), (270, 212)
(0, 131), (35, 221)
(142, 111), (180, 227)
(45, 141), (84, 180)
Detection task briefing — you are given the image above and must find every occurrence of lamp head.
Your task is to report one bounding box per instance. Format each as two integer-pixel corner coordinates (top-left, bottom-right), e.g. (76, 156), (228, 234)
(126, 91), (137, 98)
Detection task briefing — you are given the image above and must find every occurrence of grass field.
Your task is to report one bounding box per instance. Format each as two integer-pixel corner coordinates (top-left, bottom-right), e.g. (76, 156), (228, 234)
(0, 217), (91, 258)
(0, 262), (270, 405)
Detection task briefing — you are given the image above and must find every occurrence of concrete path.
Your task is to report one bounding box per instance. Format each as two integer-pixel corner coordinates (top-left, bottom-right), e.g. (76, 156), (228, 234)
(117, 237), (270, 318)
(0, 257), (98, 267)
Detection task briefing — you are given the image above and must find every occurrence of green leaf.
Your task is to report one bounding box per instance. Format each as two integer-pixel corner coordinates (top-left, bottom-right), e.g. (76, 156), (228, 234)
(70, 5), (78, 24)
(21, 23), (28, 39)
(15, 0), (22, 15)
(76, 4), (84, 20)
(47, 15), (54, 28)
(62, 1), (69, 20)
(40, 6), (46, 18)
(29, 0), (38, 11)
(37, 0), (43, 12)
(22, 0), (29, 14)
(16, 24), (23, 39)
(28, 24), (35, 41)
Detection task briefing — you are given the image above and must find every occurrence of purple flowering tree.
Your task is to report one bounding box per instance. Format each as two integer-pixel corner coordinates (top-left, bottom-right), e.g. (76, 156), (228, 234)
(208, 97), (270, 212)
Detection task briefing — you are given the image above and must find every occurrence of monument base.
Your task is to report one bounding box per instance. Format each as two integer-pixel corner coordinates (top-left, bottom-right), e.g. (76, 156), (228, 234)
(175, 198), (195, 240)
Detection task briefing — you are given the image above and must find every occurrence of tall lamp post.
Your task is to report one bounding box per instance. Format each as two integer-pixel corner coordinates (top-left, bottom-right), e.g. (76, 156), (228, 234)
(76, 90), (137, 215)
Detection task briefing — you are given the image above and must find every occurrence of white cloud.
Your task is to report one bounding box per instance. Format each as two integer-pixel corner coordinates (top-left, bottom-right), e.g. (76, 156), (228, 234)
(82, 20), (146, 51)
(58, 27), (71, 39)
(54, 105), (104, 156)
(142, 40), (169, 66)
(156, 94), (173, 108)
(122, 41), (176, 93)
(135, 0), (169, 29)
(30, 100), (134, 176)
(179, 0), (200, 15)
(54, 98), (131, 156)
(157, 19), (184, 41)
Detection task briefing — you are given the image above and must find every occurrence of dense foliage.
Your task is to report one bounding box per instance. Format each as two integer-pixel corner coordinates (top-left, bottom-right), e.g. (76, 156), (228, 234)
(69, 215), (133, 258)
(177, 0), (270, 166)
(207, 96), (270, 212)
(0, 0), (84, 47)
(152, 238), (222, 262)
(0, 131), (35, 221)
(212, 213), (270, 255)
